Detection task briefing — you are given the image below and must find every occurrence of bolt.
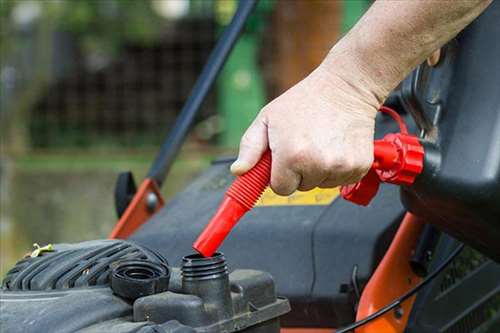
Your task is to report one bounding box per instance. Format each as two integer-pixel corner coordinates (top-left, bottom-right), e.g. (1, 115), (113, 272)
(394, 306), (404, 319)
(146, 192), (158, 213)
(426, 250), (433, 262)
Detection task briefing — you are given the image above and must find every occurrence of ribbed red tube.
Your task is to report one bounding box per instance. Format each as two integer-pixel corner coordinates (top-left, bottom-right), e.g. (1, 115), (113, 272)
(226, 150), (271, 210)
(193, 150), (272, 257)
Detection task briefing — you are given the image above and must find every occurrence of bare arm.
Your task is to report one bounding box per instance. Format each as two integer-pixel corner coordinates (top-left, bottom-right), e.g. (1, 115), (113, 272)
(232, 0), (492, 195)
(324, 0), (493, 105)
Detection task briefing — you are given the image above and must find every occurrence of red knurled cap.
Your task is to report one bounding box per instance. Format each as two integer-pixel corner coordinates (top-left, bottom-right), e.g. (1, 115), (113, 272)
(376, 133), (424, 186)
(341, 132), (424, 206)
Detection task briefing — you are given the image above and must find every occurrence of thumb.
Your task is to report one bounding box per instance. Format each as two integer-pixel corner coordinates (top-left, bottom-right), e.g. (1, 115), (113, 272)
(231, 115), (268, 176)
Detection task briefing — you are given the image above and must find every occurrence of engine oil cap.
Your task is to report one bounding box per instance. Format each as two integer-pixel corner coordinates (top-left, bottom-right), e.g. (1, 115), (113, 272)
(110, 259), (170, 300)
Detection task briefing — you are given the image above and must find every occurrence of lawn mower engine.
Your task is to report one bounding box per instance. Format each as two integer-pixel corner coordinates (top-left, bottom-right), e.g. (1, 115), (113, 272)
(1, 240), (290, 333)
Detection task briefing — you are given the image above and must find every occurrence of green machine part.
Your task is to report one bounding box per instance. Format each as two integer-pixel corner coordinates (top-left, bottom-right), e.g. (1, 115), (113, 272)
(341, 0), (371, 35)
(215, 0), (272, 148)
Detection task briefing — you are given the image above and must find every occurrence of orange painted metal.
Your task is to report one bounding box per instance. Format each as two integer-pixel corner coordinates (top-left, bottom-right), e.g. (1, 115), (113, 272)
(355, 213), (424, 333)
(281, 329), (333, 333)
(109, 178), (164, 239)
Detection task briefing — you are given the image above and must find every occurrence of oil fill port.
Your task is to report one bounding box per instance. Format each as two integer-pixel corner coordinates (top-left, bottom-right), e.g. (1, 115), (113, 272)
(133, 251), (291, 332)
(182, 252), (233, 321)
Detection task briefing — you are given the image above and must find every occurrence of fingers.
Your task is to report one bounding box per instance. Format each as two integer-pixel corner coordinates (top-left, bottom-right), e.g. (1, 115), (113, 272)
(271, 147), (333, 194)
(233, 137), (372, 193)
(317, 169), (354, 188)
(317, 154), (372, 188)
(318, 179), (340, 189)
(269, 143), (370, 194)
(270, 151), (301, 196)
(296, 153), (330, 191)
(230, 67), (377, 193)
(230, 114), (269, 176)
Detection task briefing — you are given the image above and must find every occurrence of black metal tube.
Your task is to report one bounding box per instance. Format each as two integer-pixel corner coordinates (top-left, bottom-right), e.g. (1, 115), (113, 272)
(147, 0), (258, 186)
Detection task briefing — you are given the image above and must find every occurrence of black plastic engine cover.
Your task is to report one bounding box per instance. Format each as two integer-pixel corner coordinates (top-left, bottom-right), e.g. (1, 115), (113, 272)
(0, 240), (289, 333)
(399, 1), (500, 261)
(2, 239), (166, 291)
(1, 239), (160, 333)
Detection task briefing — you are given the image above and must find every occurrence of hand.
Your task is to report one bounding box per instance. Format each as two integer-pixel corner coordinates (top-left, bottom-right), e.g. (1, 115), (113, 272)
(230, 64), (381, 196)
(230, 0), (491, 196)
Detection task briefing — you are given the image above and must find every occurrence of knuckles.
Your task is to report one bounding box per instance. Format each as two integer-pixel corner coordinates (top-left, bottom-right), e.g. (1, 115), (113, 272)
(342, 154), (372, 176)
(284, 144), (310, 166)
(285, 147), (371, 174)
(275, 146), (373, 190)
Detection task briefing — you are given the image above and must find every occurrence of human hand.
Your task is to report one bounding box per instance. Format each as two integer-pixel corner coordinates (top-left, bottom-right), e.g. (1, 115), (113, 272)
(230, 63), (382, 195)
(230, 0), (492, 196)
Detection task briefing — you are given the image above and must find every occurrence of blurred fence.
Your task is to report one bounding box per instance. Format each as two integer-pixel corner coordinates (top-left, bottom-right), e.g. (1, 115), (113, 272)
(31, 18), (215, 147)
(2, 0), (218, 149)
(0, 0), (355, 151)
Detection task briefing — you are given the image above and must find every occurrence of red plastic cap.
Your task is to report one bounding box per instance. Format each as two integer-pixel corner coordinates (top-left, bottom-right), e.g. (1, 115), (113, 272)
(375, 133), (424, 186)
(341, 107), (425, 206)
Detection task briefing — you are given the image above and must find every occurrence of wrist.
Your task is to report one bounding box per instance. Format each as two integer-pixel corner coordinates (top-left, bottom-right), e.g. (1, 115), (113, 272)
(314, 45), (388, 121)
(319, 41), (394, 110)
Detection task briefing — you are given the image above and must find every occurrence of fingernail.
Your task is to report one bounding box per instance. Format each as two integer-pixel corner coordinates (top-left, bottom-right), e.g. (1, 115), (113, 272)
(230, 160), (250, 175)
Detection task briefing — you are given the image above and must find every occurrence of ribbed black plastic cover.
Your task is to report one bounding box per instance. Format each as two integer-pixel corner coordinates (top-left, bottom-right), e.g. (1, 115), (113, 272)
(2, 239), (167, 291)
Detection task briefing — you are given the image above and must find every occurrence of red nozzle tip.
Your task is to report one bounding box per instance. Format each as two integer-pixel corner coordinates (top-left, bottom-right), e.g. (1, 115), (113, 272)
(193, 196), (247, 257)
(193, 150), (272, 257)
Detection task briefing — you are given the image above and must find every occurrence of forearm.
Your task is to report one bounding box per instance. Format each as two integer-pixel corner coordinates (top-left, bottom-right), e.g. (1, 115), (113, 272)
(321, 0), (492, 106)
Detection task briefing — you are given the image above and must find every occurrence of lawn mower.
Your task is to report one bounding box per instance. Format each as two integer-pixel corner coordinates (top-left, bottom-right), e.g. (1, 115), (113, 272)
(1, 1), (499, 332)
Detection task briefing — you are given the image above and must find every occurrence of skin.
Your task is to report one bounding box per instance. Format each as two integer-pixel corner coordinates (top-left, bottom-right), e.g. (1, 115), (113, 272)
(231, 0), (492, 196)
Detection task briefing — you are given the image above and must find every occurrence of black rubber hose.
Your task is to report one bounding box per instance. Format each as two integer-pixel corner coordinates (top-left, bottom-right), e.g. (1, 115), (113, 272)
(147, 0), (258, 187)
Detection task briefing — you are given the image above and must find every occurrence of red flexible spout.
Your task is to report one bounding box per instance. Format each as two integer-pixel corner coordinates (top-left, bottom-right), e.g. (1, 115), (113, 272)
(193, 150), (272, 257)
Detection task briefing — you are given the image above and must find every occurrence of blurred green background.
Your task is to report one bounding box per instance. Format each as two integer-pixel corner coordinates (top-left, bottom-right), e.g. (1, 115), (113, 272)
(0, 0), (368, 277)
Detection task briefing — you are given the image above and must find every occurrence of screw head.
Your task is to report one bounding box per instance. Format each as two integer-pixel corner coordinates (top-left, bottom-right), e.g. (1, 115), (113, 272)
(146, 192), (158, 213)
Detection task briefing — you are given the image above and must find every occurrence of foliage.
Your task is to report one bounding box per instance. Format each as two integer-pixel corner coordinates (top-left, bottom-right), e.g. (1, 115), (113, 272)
(1, 0), (165, 60)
